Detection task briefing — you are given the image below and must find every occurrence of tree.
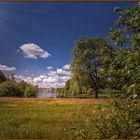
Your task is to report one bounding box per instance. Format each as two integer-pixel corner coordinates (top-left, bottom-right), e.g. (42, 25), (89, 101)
(71, 37), (114, 98)
(18, 80), (29, 94)
(60, 4), (140, 99)
(107, 47), (140, 98)
(65, 79), (71, 93)
(69, 78), (82, 96)
(108, 4), (140, 48)
(106, 4), (140, 98)
(0, 71), (7, 84)
(24, 84), (37, 98)
(0, 81), (23, 97)
(57, 87), (66, 98)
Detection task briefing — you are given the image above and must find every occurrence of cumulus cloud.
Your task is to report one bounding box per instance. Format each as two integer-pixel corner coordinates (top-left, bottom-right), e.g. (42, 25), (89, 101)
(57, 68), (71, 76)
(0, 64), (16, 71)
(19, 43), (51, 59)
(15, 64), (71, 88)
(48, 71), (57, 77)
(47, 66), (53, 70)
(63, 64), (70, 70)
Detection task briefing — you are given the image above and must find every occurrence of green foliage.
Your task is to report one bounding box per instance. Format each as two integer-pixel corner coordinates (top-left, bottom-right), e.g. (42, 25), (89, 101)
(71, 37), (114, 98)
(107, 47), (140, 98)
(0, 81), (23, 97)
(106, 4), (140, 98)
(24, 84), (37, 98)
(18, 80), (29, 94)
(0, 71), (7, 84)
(89, 99), (140, 139)
(109, 4), (140, 48)
(0, 76), (37, 98)
(57, 87), (67, 98)
(65, 127), (90, 139)
(58, 4), (140, 99)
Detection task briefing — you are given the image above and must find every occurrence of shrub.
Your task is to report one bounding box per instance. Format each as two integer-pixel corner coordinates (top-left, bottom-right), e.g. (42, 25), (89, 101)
(65, 127), (90, 139)
(0, 81), (23, 97)
(89, 99), (140, 139)
(66, 99), (140, 139)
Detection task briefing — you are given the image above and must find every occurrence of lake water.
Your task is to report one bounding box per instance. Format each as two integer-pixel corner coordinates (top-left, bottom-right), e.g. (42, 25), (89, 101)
(37, 92), (57, 98)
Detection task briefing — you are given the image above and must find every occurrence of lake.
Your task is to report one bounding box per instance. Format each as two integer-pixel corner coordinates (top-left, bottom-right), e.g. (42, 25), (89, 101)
(37, 92), (57, 98)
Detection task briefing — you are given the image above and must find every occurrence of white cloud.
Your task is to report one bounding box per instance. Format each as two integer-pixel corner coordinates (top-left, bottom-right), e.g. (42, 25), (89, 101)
(15, 64), (71, 88)
(47, 66), (53, 70)
(43, 76), (59, 83)
(57, 68), (71, 76)
(48, 71), (57, 77)
(63, 64), (70, 70)
(19, 43), (51, 59)
(0, 64), (16, 71)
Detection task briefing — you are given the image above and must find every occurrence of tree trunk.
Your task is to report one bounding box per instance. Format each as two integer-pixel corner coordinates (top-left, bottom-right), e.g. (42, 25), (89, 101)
(95, 90), (98, 98)
(90, 75), (99, 99)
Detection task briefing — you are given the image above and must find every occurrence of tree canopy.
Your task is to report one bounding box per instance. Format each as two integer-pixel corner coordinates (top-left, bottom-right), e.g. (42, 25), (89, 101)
(57, 4), (140, 99)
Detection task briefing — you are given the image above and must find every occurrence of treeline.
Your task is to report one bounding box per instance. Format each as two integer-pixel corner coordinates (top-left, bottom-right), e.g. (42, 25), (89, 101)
(58, 5), (140, 99)
(0, 71), (38, 97)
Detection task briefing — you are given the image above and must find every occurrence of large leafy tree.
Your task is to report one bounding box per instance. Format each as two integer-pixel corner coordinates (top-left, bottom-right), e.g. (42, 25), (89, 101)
(107, 4), (140, 98)
(71, 37), (114, 98)
(108, 47), (140, 98)
(62, 4), (140, 99)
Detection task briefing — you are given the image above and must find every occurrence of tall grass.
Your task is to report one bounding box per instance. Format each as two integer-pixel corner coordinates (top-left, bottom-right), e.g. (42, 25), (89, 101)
(0, 99), (106, 139)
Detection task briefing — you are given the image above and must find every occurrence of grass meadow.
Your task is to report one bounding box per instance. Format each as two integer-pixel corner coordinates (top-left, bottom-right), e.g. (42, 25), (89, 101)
(0, 98), (112, 139)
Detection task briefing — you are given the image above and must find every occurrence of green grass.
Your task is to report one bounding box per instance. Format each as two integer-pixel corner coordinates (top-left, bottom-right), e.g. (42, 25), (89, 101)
(0, 99), (110, 139)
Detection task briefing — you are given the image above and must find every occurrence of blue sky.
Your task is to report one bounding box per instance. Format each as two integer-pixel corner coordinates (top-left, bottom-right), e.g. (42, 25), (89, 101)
(0, 2), (136, 87)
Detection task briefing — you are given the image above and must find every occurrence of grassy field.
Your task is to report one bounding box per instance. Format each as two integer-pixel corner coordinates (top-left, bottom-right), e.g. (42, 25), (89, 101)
(0, 98), (112, 139)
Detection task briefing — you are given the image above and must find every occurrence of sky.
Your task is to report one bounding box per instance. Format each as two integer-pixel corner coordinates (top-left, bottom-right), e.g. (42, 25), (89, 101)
(0, 2), (136, 88)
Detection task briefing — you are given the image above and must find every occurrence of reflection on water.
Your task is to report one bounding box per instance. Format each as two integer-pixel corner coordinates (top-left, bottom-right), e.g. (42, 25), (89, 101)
(37, 92), (57, 98)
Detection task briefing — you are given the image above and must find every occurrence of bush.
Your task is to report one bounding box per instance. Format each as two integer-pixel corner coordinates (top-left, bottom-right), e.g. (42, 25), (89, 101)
(24, 84), (37, 98)
(66, 99), (140, 139)
(89, 99), (140, 139)
(0, 81), (23, 97)
(65, 127), (90, 139)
